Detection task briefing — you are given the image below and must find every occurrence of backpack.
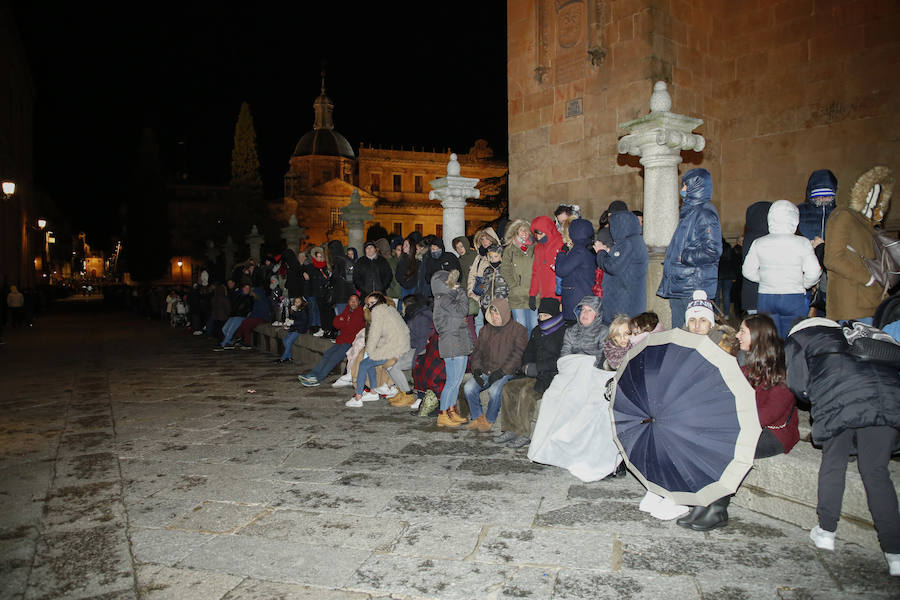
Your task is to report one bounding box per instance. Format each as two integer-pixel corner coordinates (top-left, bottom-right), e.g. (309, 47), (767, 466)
(862, 230), (900, 298)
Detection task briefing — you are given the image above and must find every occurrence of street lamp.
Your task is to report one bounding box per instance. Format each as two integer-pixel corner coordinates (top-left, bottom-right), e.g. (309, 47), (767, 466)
(37, 218), (46, 229)
(177, 260), (184, 283)
(1, 181), (15, 200)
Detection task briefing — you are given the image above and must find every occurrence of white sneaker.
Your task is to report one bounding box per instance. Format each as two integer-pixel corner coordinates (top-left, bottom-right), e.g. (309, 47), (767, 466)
(810, 525), (835, 551)
(360, 391), (380, 402)
(650, 496), (689, 520)
(192, 330), (204, 336)
(312, 329), (325, 337)
(638, 491), (664, 513)
(345, 395), (364, 408)
(885, 552), (900, 576)
(272, 321), (283, 326)
(374, 385), (398, 398)
(332, 374), (353, 388)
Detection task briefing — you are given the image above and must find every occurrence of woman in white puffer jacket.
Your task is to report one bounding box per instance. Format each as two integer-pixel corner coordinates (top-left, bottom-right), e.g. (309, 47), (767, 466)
(742, 200), (822, 337)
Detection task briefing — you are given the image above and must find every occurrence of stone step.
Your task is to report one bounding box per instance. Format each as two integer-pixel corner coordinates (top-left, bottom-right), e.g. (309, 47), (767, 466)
(734, 410), (900, 551)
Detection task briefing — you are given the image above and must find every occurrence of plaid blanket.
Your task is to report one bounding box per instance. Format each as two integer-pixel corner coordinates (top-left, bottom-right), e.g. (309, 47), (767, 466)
(413, 331), (446, 394)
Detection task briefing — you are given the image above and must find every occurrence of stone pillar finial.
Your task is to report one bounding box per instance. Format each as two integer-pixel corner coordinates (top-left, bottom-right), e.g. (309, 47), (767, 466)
(430, 155), (480, 253)
(245, 224), (264, 263)
(616, 80), (707, 327)
(341, 189), (372, 254)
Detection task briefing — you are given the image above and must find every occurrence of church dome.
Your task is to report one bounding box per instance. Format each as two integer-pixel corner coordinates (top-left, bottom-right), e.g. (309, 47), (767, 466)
(292, 74), (355, 159)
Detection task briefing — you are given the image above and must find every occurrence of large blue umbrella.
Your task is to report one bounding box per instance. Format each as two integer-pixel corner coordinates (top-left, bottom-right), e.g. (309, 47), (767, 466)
(609, 328), (761, 506)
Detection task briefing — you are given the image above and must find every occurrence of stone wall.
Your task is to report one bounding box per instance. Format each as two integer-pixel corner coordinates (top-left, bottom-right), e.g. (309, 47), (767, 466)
(508, 0), (900, 235)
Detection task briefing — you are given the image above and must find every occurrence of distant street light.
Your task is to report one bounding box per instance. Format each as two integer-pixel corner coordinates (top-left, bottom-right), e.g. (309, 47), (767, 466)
(1, 181), (15, 199)
(37, 218), (47, 229)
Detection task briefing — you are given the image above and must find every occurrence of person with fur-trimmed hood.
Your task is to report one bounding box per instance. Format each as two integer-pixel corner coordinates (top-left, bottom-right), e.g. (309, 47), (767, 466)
(825, 166), (895, 321)
(502, 219), (537, 334)
(468, 226), (502, 333)
(786, 317), (900, 575)
(479, 243), (510, 313)
(464, 296), (528, 433)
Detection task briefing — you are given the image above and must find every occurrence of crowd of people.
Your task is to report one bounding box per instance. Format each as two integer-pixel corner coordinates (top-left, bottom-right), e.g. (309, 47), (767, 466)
(160, 165), (899, 576)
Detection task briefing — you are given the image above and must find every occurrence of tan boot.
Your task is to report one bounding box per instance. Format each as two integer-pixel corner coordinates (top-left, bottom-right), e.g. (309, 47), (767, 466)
(447, 405), (466, 424)
(437, 411), (463, 428)
(466, 415), (484, 430)
(477, 417), (493, 433)
(390, 392), (416, 407)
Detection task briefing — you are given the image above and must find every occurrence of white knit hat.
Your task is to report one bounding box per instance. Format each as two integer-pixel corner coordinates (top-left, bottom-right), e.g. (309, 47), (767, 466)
(685, 290), (715, 325)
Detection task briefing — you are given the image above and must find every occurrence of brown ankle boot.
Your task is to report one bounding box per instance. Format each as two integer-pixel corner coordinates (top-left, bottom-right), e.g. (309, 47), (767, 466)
(466, 415), (483, 430)
(447, 405), (466, 424)
(437, 411), (462, 428)
(477, 416), (493, 432)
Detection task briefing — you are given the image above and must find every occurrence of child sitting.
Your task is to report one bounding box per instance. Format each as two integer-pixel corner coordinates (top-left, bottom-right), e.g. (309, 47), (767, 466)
(601, 314), (632, 370)
(274, 297), (309, 363)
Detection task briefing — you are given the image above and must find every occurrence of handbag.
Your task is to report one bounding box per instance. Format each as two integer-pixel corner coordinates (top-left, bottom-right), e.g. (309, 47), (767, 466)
(863, 230), (900, 297)
(467, 297), (481, 316)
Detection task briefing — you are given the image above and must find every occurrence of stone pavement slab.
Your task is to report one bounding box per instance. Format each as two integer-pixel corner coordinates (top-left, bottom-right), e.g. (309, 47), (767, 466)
(2, 308), (899, 599)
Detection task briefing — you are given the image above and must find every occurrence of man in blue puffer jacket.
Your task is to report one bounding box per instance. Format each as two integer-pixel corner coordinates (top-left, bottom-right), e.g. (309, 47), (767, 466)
(594, 210), (648, 324)
(797, 169), (837, 242)
(657, 168), (722, 328)
(555, 218), (597, 323)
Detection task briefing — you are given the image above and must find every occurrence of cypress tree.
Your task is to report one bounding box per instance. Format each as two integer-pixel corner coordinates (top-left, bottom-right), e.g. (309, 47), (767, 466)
(228, 102), (265, 235)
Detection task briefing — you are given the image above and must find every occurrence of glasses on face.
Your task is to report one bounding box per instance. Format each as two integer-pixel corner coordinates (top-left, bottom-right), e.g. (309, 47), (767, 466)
(532, 230), (542, 236)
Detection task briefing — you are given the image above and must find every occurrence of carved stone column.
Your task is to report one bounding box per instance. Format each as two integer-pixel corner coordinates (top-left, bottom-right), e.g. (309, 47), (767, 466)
(617, 81), (706, 326)
(341, 189), (372, 255)
(280, 214), (306, 256)
(245, 225), (264, 263)
(429, 153), (480, 254)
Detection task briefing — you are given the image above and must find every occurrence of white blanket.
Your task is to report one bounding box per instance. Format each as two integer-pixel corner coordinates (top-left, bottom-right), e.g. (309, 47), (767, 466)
(527, 354), (620, 482)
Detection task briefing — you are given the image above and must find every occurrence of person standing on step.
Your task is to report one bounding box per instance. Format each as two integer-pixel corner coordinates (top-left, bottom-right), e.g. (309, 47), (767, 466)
(431, 270), (473, 427)
(465, 297), (528, 433)
(502, 219), (537, 335)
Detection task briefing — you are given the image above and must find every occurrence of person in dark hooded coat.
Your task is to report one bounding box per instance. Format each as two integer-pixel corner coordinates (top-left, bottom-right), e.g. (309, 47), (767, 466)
(282, 248), (307, 303)
(798, 169), (837, 242)
(658, 168), (722, 328)
(740, 201), (771, 314)
(786, 317), (900, 572)
(327, 239), (355, 315)
(594, 210), (648, 324)
(422, 235), (461, 297)
(555, 218), (597, 322)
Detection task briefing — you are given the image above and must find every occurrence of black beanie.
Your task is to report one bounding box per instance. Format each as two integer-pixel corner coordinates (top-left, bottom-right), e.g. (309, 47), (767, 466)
(538, 297), (561, 316)
(608, 200), (629, 213)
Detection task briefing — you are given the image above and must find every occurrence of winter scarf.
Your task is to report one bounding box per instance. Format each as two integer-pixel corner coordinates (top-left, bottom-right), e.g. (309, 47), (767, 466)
(539, 313), (565, 335)
(602, 338), (632, 370)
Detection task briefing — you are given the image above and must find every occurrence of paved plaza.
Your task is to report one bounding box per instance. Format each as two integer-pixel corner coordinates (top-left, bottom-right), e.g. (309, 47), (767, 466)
(1, 305), (898, 599)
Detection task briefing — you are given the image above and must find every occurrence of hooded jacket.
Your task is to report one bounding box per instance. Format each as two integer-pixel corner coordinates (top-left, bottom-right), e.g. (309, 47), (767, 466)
(529, 215), (564, 302)
(560, 295), (608, 359)
(403, 295), (434, 356)
(786, 318), (900, 447)
(658, 169), (722, 299)
(471, 297), (528, 374)
(468, 227), (502, 298)
(327, 240), (356, 303)
(521, 313), (567, 394)
(282, 249), (307, 298)
(742, 200), (822, 294)
(453, 236), (476, 286)
(555, 218), (597, 319)
(501, 219), (536, 309)
(365, 302), (411, 361)
(353, 250), (393, 295)
(422, 237), (461, 296)
(797, 169), (837, 241)
(825, 166), (895, 320)
(432, 270), (474, 358)
(248, 287), (272, 320)
(740, 201), (772, 312)
(595, 211), (648, 322)
(333, 302), (365, 345)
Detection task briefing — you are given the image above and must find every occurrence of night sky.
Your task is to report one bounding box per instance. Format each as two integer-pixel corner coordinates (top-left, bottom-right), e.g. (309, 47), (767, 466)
(13, 2), (508, 245)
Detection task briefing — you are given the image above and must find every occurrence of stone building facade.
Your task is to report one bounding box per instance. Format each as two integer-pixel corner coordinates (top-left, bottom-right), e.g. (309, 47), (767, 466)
(276, 83), (508, 248)
(507, 0), (900, 235)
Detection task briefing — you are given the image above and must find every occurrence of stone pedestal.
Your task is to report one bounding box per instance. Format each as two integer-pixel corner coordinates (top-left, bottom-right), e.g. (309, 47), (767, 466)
(617, 81), (706, 326)
(280, 215), (306, 256)
(341, 190), (372, 254)
(429, 153), (480, 254)
(245, 225), (264, 263)
(222, 236), (237, 277)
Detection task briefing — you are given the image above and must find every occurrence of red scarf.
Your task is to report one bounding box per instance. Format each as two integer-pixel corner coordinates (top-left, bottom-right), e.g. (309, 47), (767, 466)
(312, 258), (327, 269)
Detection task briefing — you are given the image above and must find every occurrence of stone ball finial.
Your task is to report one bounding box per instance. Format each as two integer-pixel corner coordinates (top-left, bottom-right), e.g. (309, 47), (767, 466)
(650, 81), (672, 113)
(288, 214), (298, 226)
(250, 225), (259, 235)
(447, 153), (461, 177)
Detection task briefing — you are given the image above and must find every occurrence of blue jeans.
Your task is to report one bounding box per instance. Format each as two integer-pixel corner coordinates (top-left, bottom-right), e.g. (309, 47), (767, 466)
(474, 309), (484, 336)
(511, 308), (538, 336)
(220, 316), (245, 347)
(668, 297), (690, 329)
(307, 296), (321, 327)
(464, 372), (513, 423)
(281, 331), (301, 360)
(758, 293), (808, 338)
(356, 357), (388, 395)
(440, 355), (468, 411)
(334, 303), (346, 316)
(306, 343), (351, 381)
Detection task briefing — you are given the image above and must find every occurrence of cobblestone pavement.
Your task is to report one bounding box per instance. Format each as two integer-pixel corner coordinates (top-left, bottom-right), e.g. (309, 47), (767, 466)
(1, 306), (897, 599)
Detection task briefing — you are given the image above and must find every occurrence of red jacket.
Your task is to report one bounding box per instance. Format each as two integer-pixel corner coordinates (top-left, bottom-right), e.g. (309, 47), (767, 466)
(333, 305), (365, 345)
(529, 215), (563, 301)
(743, 367), (799, 454)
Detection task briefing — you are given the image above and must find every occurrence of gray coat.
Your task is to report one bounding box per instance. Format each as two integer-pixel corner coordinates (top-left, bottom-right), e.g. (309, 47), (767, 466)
(560, 296), (608, 360)
(432, 271), (474, 359)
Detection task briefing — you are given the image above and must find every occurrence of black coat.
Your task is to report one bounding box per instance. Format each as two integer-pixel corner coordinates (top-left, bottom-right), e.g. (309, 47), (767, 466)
(785, 321), (900, 447)
(327, 240), (356, 303)
(353, 255), (393, 295)
(282, 249), (307, 298)
(395, 253), (421, 293)
(520, 317), (567, 394)
(304, 263), (331, 300)
(741, 202), (771, 312)
(422, 242), (461, 297)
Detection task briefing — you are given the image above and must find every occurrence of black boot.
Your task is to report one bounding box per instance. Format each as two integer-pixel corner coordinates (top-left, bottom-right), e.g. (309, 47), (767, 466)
(689, 496), (730, 531)
(676, 505), (706, 529)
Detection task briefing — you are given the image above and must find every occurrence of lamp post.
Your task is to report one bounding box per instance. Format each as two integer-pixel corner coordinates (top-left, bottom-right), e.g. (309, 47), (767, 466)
(177, 260), (184, 283)
(37, 219), (47, 277)
(1, 181), (15, 200)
